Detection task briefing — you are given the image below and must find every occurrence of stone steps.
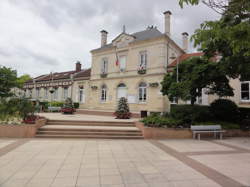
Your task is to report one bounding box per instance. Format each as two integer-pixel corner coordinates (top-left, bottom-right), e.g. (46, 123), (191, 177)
(76, 109), (141, 118)
(35, 120), (143, 139)
(46, 120), (135, 127)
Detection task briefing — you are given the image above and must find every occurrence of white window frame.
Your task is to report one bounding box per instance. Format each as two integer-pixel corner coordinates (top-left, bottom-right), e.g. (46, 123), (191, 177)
(101, 85), (107, 102)
(138, 83), (147, 103)
(44, 88), (48, 99)
(101, 58), (108, 74)
(117, 83), (127, 100)
(36, 88), (40, 98)
(139, 51), (147, 69)
(63, 87), (68, 100)
(241, 81), (250, 102)
(119, 56), (126, 72)
(79, 87), (85, 103)
(54, 88), (58, 100)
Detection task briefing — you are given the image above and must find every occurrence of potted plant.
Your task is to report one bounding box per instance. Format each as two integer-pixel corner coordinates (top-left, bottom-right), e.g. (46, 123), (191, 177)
(137, 66), (146, 74)
(61, 98), (75, 114)
(114, 97), (131, 119)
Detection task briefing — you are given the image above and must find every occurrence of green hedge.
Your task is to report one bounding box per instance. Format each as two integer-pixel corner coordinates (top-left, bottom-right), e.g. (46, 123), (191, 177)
(170, 104), (213, 123)
(210, 99), (239, 122)
(141, 114), (182, 128)
(49, 101), (64, 107)
(73, 102), (80, 109)
(239, 107), (250, 119)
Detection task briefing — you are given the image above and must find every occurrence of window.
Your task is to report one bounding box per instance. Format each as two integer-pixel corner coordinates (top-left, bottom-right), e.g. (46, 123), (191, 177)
(44, 88), (48, 99)
(54, 88), (58, 100)
(119, 56), (126, 71)
(79, 87), (85, 103)
(36, 88), (40, 98)
(29, 89), (32, 97)
(117, 83), (127, 99)
(101, 58), (108, 74)
(241, 81), (250, 101)
(139, 51), (147, 69)
(63, 87), (68, 100)
(101, 85), (107, 102)
(138, 82), (147, 102)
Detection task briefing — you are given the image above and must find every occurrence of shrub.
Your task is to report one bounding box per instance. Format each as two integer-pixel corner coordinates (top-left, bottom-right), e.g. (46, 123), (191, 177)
(210, 99), (239, 122)
(114, 97), (131, 119)
(141, 115), (182, 128)
(39, 102), (49, 110)
(170, 104), (213, 124)
(239, 107), (250, 119)
(73, 102), (80, 109)
(239, 119), (250, 131)
(49, 101), (64, 107)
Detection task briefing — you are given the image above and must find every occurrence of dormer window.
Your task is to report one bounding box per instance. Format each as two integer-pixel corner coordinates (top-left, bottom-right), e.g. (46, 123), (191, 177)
(101, 58), (108, 74)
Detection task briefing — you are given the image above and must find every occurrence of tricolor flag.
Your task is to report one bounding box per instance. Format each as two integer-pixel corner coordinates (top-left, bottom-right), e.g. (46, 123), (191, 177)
(115, 48), (119, 66)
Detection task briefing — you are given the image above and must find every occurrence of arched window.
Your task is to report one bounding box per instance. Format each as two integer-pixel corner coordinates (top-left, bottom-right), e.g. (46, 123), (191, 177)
(138, 82), (147, 102)
(101, 85), (107, 102)
(117, 83), (127, 99)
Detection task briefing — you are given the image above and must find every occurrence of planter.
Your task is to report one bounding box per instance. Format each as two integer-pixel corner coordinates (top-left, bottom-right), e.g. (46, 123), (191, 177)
(137, 69), (146, 75)
(0, 118), (47, 138)
(135, 122), (250, 139)
(100, 73), (108, 78)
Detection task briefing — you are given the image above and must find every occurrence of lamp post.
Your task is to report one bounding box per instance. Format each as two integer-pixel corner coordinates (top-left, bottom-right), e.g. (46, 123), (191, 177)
(170, 54), (180, 82)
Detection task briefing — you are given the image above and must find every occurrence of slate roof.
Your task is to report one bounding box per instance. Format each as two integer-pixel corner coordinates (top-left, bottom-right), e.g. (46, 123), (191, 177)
(25, 69), (91, 84)
(91, 28), (165, 52)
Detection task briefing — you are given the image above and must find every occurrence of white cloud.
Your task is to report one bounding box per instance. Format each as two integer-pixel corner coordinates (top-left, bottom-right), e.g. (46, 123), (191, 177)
(0, 0), (220, 77)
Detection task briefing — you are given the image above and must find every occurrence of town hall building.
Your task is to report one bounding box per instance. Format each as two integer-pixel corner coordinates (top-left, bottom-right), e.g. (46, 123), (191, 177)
(23, 11), (250, 115)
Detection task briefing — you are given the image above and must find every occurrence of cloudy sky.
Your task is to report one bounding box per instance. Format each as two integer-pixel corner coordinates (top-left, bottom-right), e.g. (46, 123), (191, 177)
(0, 0), (220, 77)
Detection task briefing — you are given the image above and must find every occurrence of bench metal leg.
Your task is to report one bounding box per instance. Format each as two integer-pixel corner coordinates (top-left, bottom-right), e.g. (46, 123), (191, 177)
(220, 133), (223, 140)
(193, 133), (196, 139)
(214, 132), (217, 138)
(198, 134), (201, 140)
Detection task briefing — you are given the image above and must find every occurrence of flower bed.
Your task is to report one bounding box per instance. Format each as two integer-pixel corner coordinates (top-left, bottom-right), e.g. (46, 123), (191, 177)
(0, 118), (47, 138)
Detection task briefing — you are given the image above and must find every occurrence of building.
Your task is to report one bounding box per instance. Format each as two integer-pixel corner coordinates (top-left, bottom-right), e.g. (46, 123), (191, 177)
(167, 53), (250, 108)
(23, 10), (249, 114)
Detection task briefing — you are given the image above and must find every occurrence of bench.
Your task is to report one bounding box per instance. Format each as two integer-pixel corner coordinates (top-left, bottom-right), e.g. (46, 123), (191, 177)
(48, 106), (61, 112)
(191, 125), (226, 140)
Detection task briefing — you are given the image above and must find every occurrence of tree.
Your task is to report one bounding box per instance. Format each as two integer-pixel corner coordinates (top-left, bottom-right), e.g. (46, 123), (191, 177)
(161, 57), (233, 105)
(17, 74), (32, 88)
(114, 97), (131, 119)
(179, 0), (250, 80)
(0, 66), (19, 98)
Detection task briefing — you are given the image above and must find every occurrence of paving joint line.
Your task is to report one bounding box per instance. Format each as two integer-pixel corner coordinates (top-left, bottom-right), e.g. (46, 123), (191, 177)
(149, 140), (244, 187)
(211, 140), (250, 152)
(0, 139), (30, 157)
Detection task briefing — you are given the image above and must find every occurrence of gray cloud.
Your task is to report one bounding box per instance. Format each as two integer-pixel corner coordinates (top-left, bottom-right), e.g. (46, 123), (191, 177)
(1, 0), (220, 77)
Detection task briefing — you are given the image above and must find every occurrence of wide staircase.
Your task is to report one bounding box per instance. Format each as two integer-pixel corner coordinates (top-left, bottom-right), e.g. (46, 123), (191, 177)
(35, 120), (143, 139)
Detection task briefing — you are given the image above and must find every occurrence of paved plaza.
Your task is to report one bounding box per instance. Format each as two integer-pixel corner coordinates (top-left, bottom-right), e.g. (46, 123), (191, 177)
(0, 138), (249, 187)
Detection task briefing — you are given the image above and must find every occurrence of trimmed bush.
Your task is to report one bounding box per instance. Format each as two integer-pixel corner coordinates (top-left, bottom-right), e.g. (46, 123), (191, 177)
(194, 121), (240, 130)
(210, 99), (239, 122)
(39, 102), (49, 111)
(73, 102), (80, 109)
(239, 107), (250, 119)
(170, 104), (213, 124)
(114, 97), (131, 119)
(49, 101), (64, 107)
(141, 115), (182, 128)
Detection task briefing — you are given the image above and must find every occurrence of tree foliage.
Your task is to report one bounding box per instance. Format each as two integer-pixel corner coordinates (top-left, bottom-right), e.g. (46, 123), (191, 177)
(0, 66), (18, 98)
(17, 74), (32, 88)
(179, 0), (250, 80)
(161, 57), (233, 104)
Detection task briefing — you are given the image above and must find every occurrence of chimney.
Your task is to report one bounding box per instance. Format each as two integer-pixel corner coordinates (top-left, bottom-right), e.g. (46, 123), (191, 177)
(100, 30), (108, 47)
(75, 61), (81, 72)
(163, 11), (172, 36)
(182, 32), (189, 52)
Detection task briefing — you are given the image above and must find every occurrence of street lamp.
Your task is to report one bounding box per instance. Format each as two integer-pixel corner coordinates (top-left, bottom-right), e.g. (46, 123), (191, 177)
(170, 54), (180, 82)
